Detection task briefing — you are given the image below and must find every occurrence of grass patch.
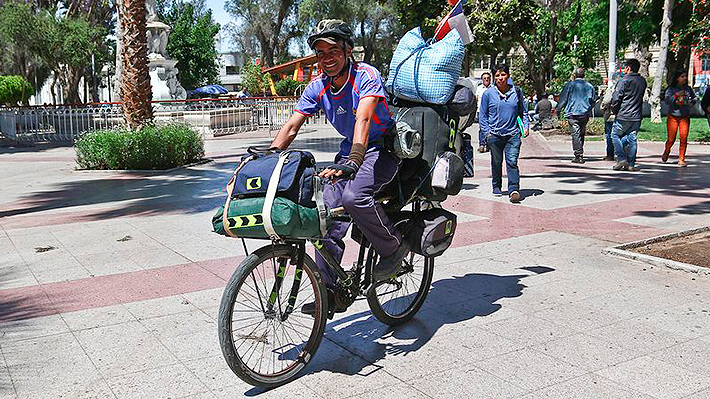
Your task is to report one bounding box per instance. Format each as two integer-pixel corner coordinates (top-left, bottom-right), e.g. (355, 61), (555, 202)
(578, 117), (710, 142)
(75, 123), (205, 170)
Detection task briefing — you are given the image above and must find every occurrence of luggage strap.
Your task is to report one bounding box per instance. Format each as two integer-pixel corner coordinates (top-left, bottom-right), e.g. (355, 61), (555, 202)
(313, 176), (328, 237)
(262, 151), (292, 241)
(222, 155), (255, 238)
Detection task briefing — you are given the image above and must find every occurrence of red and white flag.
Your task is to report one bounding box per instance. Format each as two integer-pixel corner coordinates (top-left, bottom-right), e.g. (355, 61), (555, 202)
(433, 0), (474, 44)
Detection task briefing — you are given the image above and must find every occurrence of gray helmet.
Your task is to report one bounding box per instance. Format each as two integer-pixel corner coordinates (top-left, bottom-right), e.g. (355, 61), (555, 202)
(307, 19), (354, 50)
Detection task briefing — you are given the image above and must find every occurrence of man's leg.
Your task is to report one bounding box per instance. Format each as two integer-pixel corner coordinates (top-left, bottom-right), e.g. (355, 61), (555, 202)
(578, 115), (589, 155)
(487, 134), (504, 192)
(503, 134), (521, 193)
(341, 149), (401, 259)
(568, 116), (584, 158)
(626, 121), (641, 167)
(611, 120), (627, 162)
(314, 179), (350, 289)
(605, 121), (615, 159)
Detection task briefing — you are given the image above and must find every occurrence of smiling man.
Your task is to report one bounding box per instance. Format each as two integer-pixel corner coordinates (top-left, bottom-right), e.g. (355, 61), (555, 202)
(269, 20), (409, 316)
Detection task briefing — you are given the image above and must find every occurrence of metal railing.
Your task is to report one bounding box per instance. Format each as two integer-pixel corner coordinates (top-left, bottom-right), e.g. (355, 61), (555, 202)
(0, 98), (328, 143)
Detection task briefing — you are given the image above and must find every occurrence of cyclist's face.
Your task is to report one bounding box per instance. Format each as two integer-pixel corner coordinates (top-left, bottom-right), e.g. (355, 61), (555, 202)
(315, 41), (348, 77)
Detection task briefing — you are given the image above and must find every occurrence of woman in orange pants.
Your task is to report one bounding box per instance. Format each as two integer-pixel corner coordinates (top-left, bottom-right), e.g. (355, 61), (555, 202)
(662, 71), (697, 167)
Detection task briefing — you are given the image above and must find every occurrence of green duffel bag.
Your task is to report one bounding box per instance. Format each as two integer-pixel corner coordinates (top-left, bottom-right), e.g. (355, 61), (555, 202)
(212, 196), (323, 239)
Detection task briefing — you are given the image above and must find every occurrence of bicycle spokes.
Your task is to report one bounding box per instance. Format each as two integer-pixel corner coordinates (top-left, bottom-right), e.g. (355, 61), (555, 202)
(230, 255), (317, 376)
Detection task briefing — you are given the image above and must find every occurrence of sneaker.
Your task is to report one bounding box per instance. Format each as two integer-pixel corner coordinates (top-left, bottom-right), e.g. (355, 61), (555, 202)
(492, 187), (503, 197)
(603, 156), (615, 161)
(509, 190), (521, 203)
(661, 149), (670, 163)
(678, 160), (687, 167)
(372, 241), (410, 282)
(628, 165), (641, 172)
(477, 145), (486, 153)
(571, 156), (585, 164)
(612, 161), (629, 171)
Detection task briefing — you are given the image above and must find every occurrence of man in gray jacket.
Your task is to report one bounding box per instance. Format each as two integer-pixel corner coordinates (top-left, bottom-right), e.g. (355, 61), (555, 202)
(610, 59), (647, 172)
(557, 68), (597, 164)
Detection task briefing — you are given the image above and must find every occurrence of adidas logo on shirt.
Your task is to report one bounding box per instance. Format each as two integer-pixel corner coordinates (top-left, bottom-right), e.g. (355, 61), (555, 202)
(336, 106), (347, 115)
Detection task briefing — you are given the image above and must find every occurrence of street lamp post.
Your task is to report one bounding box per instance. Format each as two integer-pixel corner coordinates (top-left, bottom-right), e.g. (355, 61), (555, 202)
(608, 0), (617, 78)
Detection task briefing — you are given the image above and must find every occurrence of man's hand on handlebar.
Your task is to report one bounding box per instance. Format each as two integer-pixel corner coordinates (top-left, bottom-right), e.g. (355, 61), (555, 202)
(319, 160), (359, 181)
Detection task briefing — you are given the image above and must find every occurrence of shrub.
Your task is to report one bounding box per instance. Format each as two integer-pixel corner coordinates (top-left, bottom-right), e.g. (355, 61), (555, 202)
(0, 75), (33, 106)
(75, 123), (205, 170)
(241, 62), (270, 96)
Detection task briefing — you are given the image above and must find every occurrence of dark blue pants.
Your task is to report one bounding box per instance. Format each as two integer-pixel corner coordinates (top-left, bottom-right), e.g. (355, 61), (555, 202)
(611, 120), (641, 167)
(315, 148), (401, 288)
(487, 133), (521, 193)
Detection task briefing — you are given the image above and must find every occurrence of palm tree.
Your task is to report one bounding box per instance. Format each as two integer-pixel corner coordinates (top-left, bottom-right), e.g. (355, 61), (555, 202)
(649, 0), (674, 123)
(119, 0), (153, 127)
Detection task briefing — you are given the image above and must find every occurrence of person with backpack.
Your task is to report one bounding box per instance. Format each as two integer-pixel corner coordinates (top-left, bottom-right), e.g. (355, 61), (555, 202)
(479, 63), (529, 203)
(556, 68), (598, 164)
(600, 72), (623, 161)
(662, 71), (697, 167)
(268, 20), (409, 315)
(610, 58), (647, 172)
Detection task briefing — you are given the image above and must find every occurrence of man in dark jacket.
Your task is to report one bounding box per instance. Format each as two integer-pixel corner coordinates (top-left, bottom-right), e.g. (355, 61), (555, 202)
(610, 59), (647, 171)
(702, 86), (710, 131)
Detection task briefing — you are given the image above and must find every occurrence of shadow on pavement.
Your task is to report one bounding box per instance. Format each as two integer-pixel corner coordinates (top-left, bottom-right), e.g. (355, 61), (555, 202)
(0, 162), (235, 221)
(245, 266), (555, 395)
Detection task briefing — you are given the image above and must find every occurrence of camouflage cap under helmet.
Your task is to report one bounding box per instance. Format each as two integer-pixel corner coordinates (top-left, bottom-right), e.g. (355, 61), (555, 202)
(307, 19), (354, 50)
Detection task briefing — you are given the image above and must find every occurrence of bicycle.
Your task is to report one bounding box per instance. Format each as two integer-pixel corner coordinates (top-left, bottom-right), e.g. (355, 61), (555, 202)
(217, 194), (435, 388)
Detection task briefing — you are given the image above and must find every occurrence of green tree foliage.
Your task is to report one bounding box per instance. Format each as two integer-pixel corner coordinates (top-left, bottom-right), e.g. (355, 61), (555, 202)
(157, 0), (221, 90)
(0, 75), (34, 106)
(274, 77), (305, 96)
(391, 0), (445, 38)
(224, 0), (301, 67)
(299, 0), (403, 72)
(241, 62), (270, 96)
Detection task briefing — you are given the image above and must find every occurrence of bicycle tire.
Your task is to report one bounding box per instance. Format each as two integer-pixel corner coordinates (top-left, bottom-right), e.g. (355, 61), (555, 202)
(366, 252), (434, 326)
(218, 244), (328, 388)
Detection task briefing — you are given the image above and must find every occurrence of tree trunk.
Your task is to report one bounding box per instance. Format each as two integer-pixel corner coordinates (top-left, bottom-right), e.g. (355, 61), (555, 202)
(634, 44), (652, 78)
(120, 0), (153, 128)
(650, 0), (674, 123)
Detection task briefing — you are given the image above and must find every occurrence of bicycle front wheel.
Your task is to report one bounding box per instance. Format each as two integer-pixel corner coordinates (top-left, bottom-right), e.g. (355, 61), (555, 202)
(366, 251), (434, 326)
(218, 244), (328, 388)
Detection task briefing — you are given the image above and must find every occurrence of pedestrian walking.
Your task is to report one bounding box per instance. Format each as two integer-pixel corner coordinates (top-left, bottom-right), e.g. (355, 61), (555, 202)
(476, 72), (492, 152)
(662, 71), (697, 167)
(600, 72), (623, 161)
(556, 67), (597, 164)
(533, 94), (553, 130)
(609, 59), (647, 172)
(701, 85), (710, 131)
(479, 64), (529, 203)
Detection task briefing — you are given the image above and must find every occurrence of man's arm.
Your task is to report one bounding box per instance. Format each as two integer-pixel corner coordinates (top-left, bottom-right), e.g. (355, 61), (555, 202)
(610, 79), (626, 114)
(479, 91), (490, 137)
(556, 83), (569, 115)
(270, 112), (308, 150)
(319, 96), (379, 179)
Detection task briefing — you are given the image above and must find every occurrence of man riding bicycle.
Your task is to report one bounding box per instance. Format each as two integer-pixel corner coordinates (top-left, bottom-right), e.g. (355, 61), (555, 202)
(268, 20), (410, 315)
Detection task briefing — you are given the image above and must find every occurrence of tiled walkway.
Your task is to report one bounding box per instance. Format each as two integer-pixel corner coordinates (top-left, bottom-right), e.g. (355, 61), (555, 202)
(1, 127), (710, 398)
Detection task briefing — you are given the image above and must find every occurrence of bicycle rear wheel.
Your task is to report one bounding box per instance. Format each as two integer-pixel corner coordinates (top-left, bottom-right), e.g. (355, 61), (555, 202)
(218, 244), (328, 388)
(366, 251), (434, 326)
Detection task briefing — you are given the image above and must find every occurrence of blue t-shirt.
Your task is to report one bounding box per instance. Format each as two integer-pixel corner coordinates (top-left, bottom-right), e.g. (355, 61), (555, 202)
(295, 62), (393, 157)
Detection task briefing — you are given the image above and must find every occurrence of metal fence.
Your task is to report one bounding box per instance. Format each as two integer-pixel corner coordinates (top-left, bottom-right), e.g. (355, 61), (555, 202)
(0, 98), (328, 143)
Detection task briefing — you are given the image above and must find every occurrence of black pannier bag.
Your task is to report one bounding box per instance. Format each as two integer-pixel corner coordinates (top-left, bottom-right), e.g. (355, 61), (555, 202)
(431, 151), (464, 195)
(407, 208), (457, 257)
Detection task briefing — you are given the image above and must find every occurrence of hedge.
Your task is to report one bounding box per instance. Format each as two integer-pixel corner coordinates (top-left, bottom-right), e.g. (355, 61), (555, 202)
(75, 123), (205, 170)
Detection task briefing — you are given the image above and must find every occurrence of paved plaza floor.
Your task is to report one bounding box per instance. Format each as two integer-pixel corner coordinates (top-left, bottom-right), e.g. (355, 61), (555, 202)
(1, 126), (710, 398)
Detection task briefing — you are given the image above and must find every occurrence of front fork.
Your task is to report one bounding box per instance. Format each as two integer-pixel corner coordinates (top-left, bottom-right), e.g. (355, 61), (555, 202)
(265, 242), (305, 322)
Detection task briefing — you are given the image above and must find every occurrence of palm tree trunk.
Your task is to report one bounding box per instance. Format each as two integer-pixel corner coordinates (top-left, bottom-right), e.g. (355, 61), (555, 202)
(120, 0), (153, 128)
(650, 0), (674, 123)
